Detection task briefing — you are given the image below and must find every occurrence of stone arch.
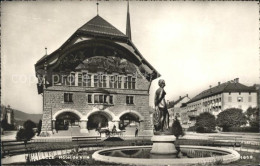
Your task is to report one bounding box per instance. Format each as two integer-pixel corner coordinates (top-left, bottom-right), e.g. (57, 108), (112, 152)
(86, 108), (117, 121)
(52, 108), (85, 121)
(117, 110), (145, 121)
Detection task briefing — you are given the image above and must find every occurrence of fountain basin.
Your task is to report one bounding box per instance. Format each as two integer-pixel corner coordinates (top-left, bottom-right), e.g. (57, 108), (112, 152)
(92, 145), (240, 165)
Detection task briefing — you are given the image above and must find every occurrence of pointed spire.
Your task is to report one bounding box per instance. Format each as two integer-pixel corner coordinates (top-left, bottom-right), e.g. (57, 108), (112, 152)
(126, 0), (132, 40)
(96, 2), (99, 15)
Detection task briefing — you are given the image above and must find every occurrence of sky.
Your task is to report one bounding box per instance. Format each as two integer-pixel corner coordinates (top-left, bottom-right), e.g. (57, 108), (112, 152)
(1, 1), (259, 114)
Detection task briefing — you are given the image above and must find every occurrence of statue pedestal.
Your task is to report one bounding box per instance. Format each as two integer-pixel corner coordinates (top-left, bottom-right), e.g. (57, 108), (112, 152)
(150, 135), (177, 154)
(80, 129), (89, 133)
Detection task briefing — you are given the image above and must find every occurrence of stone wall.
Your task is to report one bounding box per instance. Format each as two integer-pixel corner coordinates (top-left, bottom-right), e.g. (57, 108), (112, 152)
(41, 73), (153, 134)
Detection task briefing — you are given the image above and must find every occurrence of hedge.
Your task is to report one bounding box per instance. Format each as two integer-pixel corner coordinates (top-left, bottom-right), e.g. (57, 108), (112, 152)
(224, 126), (259, 133)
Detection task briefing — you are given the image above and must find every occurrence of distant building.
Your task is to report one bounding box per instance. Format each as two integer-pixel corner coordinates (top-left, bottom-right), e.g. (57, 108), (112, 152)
(1, 105), (15, 125)
(168, 95), (190, 127)
(34, 4), (160, 135)
(182, 78), (257, 127)
(250, 84), (260, 108)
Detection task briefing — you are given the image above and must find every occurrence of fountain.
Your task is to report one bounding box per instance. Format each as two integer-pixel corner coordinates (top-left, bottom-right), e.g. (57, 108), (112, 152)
(92, 80), (240, 165)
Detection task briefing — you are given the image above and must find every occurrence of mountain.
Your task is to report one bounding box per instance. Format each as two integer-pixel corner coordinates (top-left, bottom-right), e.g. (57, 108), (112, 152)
(13, 109), (42, 125)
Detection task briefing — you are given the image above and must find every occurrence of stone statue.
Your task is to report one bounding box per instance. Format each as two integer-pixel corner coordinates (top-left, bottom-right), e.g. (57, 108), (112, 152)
(153, 79), (169, 133)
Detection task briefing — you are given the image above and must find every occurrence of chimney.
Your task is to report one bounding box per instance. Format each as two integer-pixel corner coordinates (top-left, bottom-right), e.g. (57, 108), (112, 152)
(218, 82), (221, 86)
(186, 94), (188, 97)
(209, 85), (212, 89)
(235, 78), (239, 83)
(179, 96), (181, 99)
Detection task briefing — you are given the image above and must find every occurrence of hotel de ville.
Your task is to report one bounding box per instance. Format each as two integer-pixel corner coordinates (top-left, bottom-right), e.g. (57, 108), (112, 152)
(34, 3), (160, 136)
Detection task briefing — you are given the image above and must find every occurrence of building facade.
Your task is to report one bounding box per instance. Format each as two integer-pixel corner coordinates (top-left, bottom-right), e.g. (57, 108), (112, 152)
(182, 78), (257, 127)
(168, 95), (190, 127)
(35, 7), (160, 135)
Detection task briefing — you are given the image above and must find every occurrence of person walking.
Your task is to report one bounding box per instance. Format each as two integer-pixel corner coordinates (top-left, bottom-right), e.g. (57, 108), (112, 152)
(135, 127), (138, 137)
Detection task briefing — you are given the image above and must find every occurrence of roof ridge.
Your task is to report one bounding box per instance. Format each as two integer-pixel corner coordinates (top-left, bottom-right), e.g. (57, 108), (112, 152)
(78, 15), (126, 37)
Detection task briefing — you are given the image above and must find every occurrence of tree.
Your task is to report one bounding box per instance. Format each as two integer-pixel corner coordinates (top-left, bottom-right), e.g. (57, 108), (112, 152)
(23, 120), (36, 130)
(1, 118), (8, 131)
(171, 116), (184, 139)
(246, 107), (259, 130)
(16, 120), (36, 144)
(195, 112), (216, 133)
(216, 108), (247, 131)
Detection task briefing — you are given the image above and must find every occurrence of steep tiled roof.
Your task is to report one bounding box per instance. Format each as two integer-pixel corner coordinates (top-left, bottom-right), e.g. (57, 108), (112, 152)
(187, 81), (255, 104)
(77, 15), (127, 38)
(168, 96), (190, 109)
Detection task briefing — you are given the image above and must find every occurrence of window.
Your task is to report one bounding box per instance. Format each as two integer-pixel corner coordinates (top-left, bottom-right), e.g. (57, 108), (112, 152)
(109, 96), (113, 104)
(228, 96), (232, 102)
(87, 74), (91, 87)
(128, 76), (132, 89)
(123, 76), (136, 89)
(98, 75), (103, 87)
(114, 76), (118, 89)
(99, 95), (104, 103)
(82, 73), (87, 87)
(93, 94), (113, 104)
(109, 76), (114, 88)
(103, 75), (107, 88)
(126, 96), (134, 104)
(69, 73), (75, 86)
(94, 95), (99, 103)
(248, 96), (252, 102)
(132, 78), (136, 89)
(124, 76), (128, 89)
(118, 76), (122, 88)
(64, 93), (73, 103)
(94, 75), (98, 87)
(87, 94), (92, 103)
(78, 73), (82, 87)
(104, 95), (109, 104)
(237, 97), (243, 102)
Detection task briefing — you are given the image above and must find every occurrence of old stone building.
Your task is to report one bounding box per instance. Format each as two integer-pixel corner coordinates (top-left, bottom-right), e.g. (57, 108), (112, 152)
(35, 4), (160, 135)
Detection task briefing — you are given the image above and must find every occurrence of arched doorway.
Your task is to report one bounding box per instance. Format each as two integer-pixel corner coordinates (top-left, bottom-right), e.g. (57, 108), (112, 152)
(119, 113), (140, 130)
(55, 112), (80, 130)
(87, 111), (113, 131)
(87, 114), (108, 130)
